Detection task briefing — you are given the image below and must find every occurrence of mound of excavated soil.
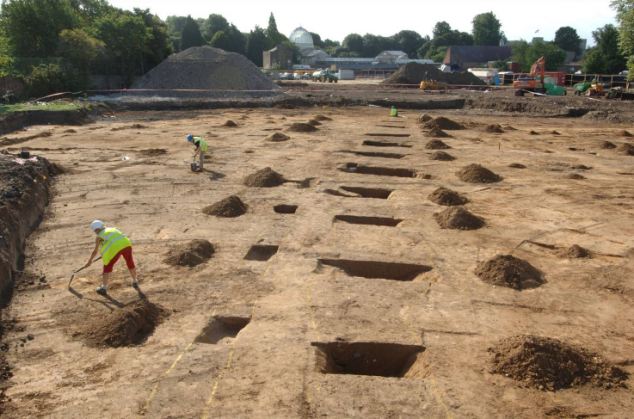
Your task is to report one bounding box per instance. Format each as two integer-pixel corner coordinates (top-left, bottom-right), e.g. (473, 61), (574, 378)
(313, 114), (332, 121)
(620, 130), (632, 137)
(489, 335), (628, 391)
(424, 117), (465, 130)
(567, 173), (586, 180)
(618, 143), (634, 155)
(223, 120), (238, 127)
(600, 141), (617, 149)
(485, 124), (504, 133)
(429, 151), (455, 161)
(425, 139), (451, 150)
(529, 130), (539, 135)
(307, 119), (322, 126)
(164, 239), (214, 267)
(81, 300), (167, 347)
(266, 132), (290, 142)
(428, 187), (467, 206)
(456, 164), (501, 183)
(287, 123), (317, 133)
(132, 46), (278, 91)
(434, 207), (484, 230)
(508, 163), (527, 169)
(418, 113), (433, 123)
(562, 244), (591, 259)
(383, 63), (485, 86)
(203, 195), (247, 217)
(475, 255), (543, 290)
(243, 167), (285, 187)
(425, 127), (451, 138)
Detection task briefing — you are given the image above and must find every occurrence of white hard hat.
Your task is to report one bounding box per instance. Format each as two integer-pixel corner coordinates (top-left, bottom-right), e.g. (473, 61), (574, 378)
(90, 220), (105, 232)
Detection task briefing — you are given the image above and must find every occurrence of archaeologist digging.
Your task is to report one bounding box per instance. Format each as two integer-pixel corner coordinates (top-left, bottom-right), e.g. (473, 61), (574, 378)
(186, 133), (208, 172)
(85, 220), (139, 295)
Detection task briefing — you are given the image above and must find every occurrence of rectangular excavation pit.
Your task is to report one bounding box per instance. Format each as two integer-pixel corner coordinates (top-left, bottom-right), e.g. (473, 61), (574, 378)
(362, 140), (412, 148)
(274, 204), (298, 214)
(312, 341), (425, 377)
(334, 215), (403, 227)
(244, 245), (279, 261)
(365, 133), (411, 138)
(346, 150), (406, 159)
(340, 163), (416, 178)
(318, 259), (431, 281)
(195, 316), (251, 344)
(340, 186), (393, 199)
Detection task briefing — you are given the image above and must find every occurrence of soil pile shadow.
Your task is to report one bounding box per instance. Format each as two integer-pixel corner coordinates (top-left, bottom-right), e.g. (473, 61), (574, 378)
(81, 300), (167, 347)
(428, 187), (467, 206)
(424, 117), (465, 131)
(287, 122), (317, 133)
(203, 195), (247, 217)
(434, 207), (484, 230)
(600, 141), (617, 149)
(485, 124), (504, 133)
(429, 151), (455, 161)
(164, 239), (214, 267)
(425, 127), (451, 138)
(243, 167), (285, 187)
(457, 164), (502, 183)
(561, 244), (591, 259)
(425, 140), (451, 150)
(266, 132), (290, 142)
(476, 255), (543, 290)
(618, 143), (634, 156)
(489, 335), (628, 391)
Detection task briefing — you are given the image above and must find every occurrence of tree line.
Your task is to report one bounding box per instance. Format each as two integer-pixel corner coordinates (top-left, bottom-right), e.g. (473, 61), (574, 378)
(0, 0), (632, 99)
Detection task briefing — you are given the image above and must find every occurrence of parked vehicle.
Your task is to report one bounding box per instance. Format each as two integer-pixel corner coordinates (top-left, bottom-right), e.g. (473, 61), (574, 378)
(311, 69), (338, 83)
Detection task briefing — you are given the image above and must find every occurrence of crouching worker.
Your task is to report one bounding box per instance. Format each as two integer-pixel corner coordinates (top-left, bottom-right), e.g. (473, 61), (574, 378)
(186, 133), (208, 172)
(86, 220), (138, 295)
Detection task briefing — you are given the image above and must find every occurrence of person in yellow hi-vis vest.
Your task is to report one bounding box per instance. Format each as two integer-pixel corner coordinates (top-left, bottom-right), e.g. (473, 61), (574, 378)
(85, 220), (138, 296)
(186, 134), (208, 172)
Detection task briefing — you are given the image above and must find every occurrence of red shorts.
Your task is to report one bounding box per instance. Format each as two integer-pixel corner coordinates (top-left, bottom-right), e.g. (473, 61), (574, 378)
(103, 246), (135, 274)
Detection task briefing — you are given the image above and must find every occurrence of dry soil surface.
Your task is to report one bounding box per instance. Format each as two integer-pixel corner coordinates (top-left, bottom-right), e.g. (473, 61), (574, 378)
(1, 106), (634, 418)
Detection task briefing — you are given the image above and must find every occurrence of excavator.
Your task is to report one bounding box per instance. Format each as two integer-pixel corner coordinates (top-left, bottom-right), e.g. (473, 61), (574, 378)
(513, 57), (566, 96)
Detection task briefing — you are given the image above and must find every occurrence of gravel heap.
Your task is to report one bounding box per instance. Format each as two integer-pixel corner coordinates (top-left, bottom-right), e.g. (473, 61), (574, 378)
(383, 63), (485, 86)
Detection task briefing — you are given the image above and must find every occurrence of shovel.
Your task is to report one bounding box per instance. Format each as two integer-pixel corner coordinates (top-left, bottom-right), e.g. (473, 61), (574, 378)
(68, 257), (101, 288)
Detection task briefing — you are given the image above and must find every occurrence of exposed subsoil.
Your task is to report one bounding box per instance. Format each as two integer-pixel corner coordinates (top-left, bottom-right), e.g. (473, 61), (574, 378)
(433, 206), (484, 230)
(475, 255), (544, 290)
(243, 167), (285, 187)
(203, 195), (248, 217)
(163, 239), (214, 267)
(428, 187), (468, 206)
(457, 164), (502, 183)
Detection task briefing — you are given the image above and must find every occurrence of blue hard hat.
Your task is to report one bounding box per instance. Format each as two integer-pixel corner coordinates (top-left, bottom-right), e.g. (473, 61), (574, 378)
(186, 134), (193, 142)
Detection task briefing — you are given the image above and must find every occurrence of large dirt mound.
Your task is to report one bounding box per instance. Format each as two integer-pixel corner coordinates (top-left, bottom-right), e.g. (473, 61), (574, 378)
(132, 46), (277, 90)
(266, 132), (290, 142)
(457, 164), (502, 183)
(382, 63), (485, 86)
(475, 255), (543, 290)
(243, 167), (285, 187)
(287, 122), (317, 133)
(489, 335), (628, 391)
(434, 207), (484, 230)
(485, 124), (504, 133)
(424, 117), (465, 130)
(618, 143), (634, 155)
(428, 187), (467, 206)
(425, 140), (451, 150)
(561, 244), (591, 259)
(203, 195), (247, 217)
(164, 239), (214, 267)
(424, 127), (451, 138)
(429, 151), (455, 161)
(81, 300), (167, 347)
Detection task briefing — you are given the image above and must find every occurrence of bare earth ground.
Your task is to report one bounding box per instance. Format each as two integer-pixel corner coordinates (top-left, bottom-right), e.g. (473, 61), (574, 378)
(2, 106), (634, 418)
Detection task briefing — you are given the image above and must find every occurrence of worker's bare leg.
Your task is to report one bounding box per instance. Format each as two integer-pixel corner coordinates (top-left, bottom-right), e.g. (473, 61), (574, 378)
(129, 268), (138, 286)
(101, 272), (111, 289)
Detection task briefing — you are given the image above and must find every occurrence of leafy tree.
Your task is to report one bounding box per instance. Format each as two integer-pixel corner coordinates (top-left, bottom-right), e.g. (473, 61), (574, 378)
(611, 0), (634, 78)
(526, 40), (566, 71)
(25, 63), (67, 97)
(419, 22), (473, 60)
(393, 30), (423, 57)
(310, 32), (323, 48)
(472, 12), (502, 46)
(201, 14), (229, 41)
(554, 26), (581, 55)
(266, 12), (285, 47)
(433, 21), (452, 39)
(57, 28), (103, 77)
(342, 33), (364, 54)
(134, 9), (172, 72)
(210, 25), (245, 54)
(583, 24), (626, 74)
(246, 26), (267, 66)
(180, 16), (204, 50)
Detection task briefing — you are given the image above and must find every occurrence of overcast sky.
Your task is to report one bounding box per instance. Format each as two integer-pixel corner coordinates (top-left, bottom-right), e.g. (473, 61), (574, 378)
(109, 0), (616, 45)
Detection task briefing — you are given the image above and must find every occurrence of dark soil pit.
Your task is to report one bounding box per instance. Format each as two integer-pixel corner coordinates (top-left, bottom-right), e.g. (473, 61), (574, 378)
(425, 140), (451, 150)
(349, 150), (405, 159)
(566, 173), (586, 180)
(434, 207), (484, 230)
(428, 187), (467, 206)
(274, 204), (298, 214)
(424, 117), (465, 131)
(203, 195), (247, 217)
(243, 167), (285, 187)
(529, 130), (540, 135)
(424, 127), (451, 138)
(313, 114), (332, 121)
(376, 124), (406, 129)
(266, 132), (290, 142)
(222, 120), (238, 127)
(81, 300), (167, 347)
(195, 315), (251, 344)
(334, 215), (402, 227)
(456, 164), (502, 183)
(618, 143), (634, 156)
(287, 123), (317, 133)
(475, 255), (544, 290)
(340, 186), (393, 199)
(244, 245), (279, 261)
(485, 124), (504, 133)
(571, 164), (592, 170)
(312, 341), (425, 377)
(509, 163), (527, 169)
(429, 151), (455, 161)
(139, 148), (168, 157)
(318, 259), (431, 281)
(362, 140), (412, 148)
(365, 133), (411, 138)
(340, 163), (416, 178)
(164, 239), (214, 267)
(561, 244), (591, 259)
(489, 335), (628, 391)
(600, 141), (617, 149)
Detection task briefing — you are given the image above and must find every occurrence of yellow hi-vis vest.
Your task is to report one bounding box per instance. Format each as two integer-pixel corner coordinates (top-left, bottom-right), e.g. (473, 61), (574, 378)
(98, 227), (132, 265)
(193, 136), (208, 152)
